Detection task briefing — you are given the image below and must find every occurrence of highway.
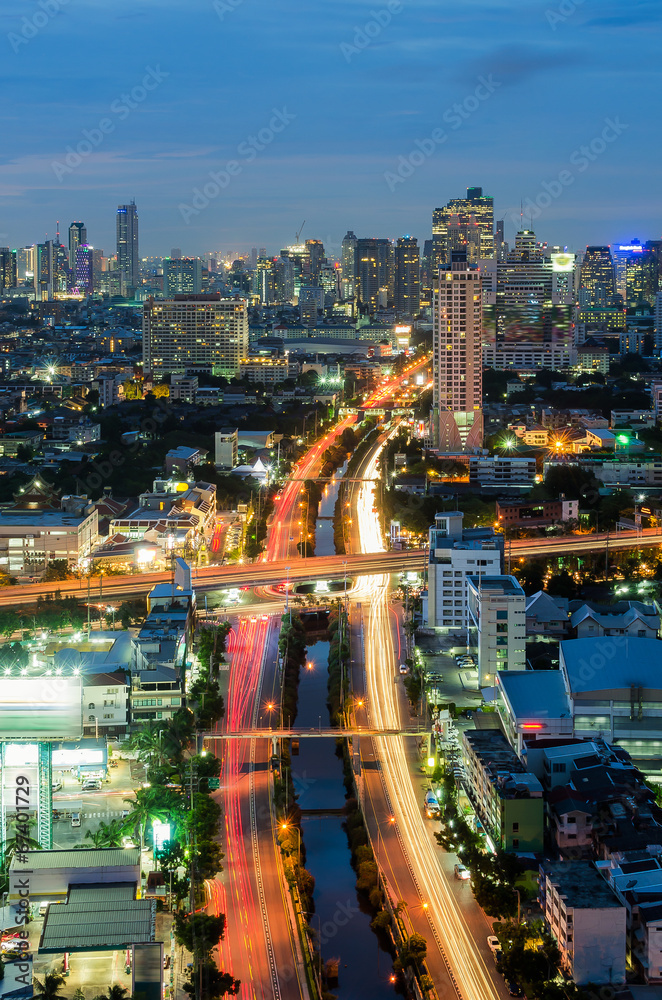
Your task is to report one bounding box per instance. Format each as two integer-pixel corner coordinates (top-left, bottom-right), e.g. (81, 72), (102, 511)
(351, 437), (507, 1000)
(1, 525), (659, 609)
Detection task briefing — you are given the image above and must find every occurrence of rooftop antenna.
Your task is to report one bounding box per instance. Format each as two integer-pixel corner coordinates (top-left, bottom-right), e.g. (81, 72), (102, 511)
(296, 220), (306, 244)
(56, 221), (60, 243)
(520, 199), (523, 232)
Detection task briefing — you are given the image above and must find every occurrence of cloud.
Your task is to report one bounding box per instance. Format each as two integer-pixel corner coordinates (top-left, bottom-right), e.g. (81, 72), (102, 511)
(458, 44), (583, 87)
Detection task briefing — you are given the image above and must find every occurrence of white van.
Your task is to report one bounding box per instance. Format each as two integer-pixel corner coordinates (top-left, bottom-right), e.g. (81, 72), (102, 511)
(71, 812), (81, 828)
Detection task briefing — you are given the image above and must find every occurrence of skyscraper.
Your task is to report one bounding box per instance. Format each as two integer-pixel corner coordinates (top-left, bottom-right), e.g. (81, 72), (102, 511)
(580, 245), (616, 303)
(164, 257), (203, 296)
(116, 200), (139, 293)
(305, 239), (325, 284)
(143, 294), (248, 378)
(75, 245), (94, 294)
(356, 238), (393, 312)
(481, 231), (576, 369)
(432, 252), (483, 453)
(341, 231), (357, 299)
(68, 222), (87, 270)
(394, 237), (420, 316)
(432, 187), (494, 272)
(0, 249), (17, 291)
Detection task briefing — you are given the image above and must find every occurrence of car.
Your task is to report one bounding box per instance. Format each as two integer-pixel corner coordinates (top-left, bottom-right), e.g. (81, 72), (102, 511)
(71, 812), (81, 828)
(507, 982), (523, 997)
(51, 781), (62, 792)
(261, 615), (269, 622)
(487, 936), (500, 954)
(122, 836), (137, 849)
(250, 616), (257, 623)
(399, 663), (408, 675)
(1, 940), (24, 953)
(454, 863), (470, 880)
(121, 809), (131, 819)
(82, 780), (101, 792)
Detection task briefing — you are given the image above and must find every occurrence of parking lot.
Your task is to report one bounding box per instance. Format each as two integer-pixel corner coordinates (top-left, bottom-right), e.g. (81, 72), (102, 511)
(51, 756), (139, 848)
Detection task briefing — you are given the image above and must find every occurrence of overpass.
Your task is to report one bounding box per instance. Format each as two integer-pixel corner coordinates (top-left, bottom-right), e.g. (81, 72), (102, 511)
(202, 726), (427, 739)
(0, 528), (658, 607)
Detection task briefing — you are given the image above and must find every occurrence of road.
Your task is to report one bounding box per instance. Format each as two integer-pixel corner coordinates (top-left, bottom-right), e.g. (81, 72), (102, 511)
(349, 436), (507, 1000)
(207, 618), (307, 1000)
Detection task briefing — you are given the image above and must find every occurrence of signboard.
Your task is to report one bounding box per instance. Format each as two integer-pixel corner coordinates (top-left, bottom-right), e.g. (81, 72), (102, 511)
(551, 252), (575, 272)
(0, 677), (82, 740)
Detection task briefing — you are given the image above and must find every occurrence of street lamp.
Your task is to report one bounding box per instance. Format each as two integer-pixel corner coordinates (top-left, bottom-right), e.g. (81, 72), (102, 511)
(280, 821), (301, 867)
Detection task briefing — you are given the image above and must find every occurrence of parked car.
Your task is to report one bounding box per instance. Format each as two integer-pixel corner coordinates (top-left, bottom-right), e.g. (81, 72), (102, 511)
(454, 863), (470, 880)
(82, 780), (101, 792)
(51, 781), (62, 792)
(487, 936), (500, 954)
(399, 663), (408, 675)
(71, 812), (81, 828)
(507, 982), (523, 997)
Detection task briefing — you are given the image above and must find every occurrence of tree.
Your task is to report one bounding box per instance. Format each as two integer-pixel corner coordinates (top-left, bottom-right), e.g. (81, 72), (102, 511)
(183, 963), (240, 1000)
(33, 974), (66, 1000)
(174, 913), (226, 959)
(123, 787), (173, 852)
(42, 560), (72, 582)
(94, 988), (132, 1000)
(84, 819), (126, 848)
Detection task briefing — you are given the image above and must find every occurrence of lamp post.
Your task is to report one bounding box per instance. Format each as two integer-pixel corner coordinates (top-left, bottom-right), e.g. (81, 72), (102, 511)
(280, 821), (301, 868)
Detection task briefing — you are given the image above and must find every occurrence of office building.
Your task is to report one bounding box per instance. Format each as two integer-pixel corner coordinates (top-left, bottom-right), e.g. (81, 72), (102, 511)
(481, 231), (576, 369)
(341, 231), (358, 299)
(541, 863), (626, 985)
(164, 257), (203, 296)
(68, 222), (87, 269)
(395, 236), (420, 316)
(116, 200), (139, 293)
(142, 294), (248, 378)
(432, 186), (494, 271)
(75, 245), (94, 294)
(426, 511), (502, 630)
(432, 253), (483, 452)
(305, 239), (325, 284)
(467, 575), (526, 687)
(0, 248), (17, 290)
(580, 245), (616, 302)
(355, 238), (394, 312)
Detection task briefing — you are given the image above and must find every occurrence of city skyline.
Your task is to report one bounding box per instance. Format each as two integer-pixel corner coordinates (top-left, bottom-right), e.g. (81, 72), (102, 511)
(2, 0), (660, 254)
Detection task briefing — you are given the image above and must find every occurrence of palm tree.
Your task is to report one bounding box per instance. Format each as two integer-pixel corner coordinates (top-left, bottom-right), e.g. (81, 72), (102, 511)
(33, 974), (66, 1000)
(84, 819), (126, 849)
(99, 987), (131, 1000)
(123, 787), (171, 853)
(128, 721), (170, 768)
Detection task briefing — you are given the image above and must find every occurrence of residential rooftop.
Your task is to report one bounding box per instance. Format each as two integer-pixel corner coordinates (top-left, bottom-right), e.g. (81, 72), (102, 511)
(544, 861), (624, 908)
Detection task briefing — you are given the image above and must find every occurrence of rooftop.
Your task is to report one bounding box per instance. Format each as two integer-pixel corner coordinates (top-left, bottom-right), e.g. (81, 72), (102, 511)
(497, 670), (571, 721)
(560, 637), (662, 695)
(40, 889), (154, 953)
(467, 575), (524, 596)
(544, 861), (623, 908)
(11, 847), (140, 872)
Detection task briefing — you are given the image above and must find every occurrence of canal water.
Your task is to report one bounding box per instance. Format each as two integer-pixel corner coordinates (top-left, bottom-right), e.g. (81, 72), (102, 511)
(314, 463), (347, 558)
(294, 638), (395, 1000)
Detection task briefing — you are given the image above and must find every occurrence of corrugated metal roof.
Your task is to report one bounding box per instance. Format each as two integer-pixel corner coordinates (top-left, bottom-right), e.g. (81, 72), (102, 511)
(40, 899), (155, 952)
(67, 883), (136, 903)
(11, 848), (140, 871)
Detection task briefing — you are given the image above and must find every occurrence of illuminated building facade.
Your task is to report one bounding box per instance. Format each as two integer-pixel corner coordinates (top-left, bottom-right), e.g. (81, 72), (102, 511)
(164, 257), (203, 296)
(432, 253), (483, 452)
(432, 186), (494, 271)
(116, 200), (139, 293)
(395, 236), (420, 316)
(68, 221), (87, 270)
(142, 293), (248, 378)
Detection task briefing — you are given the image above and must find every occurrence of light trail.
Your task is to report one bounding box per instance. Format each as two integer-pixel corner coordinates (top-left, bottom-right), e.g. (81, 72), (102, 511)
(356, 445), (500, 1000)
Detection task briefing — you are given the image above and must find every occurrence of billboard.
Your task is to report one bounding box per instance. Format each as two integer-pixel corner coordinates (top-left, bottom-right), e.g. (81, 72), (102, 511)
(482, 302), (574, 347)
(0, 677), (82, 740)
(551, 252), (575, 272)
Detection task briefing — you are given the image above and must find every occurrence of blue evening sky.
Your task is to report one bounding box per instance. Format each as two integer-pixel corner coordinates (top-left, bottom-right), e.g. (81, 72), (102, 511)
(1, 0), (660, 258)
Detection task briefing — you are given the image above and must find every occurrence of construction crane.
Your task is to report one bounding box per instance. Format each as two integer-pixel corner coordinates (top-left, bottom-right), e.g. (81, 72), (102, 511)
(295, 220), (305, 244)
